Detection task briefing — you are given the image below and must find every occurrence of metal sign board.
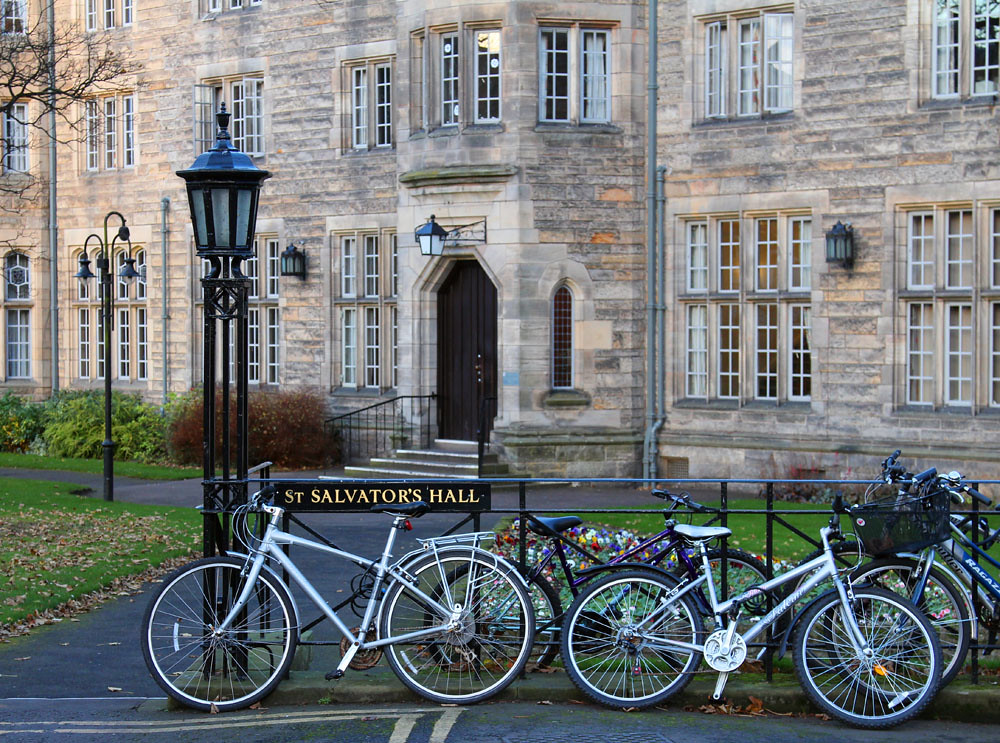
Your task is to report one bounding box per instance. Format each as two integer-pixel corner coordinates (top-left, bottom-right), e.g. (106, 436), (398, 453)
(266, 480), (492, 513)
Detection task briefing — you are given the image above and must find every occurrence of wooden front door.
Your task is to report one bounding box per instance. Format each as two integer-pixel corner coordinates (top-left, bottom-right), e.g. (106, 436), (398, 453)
(437, 261), (498, 441)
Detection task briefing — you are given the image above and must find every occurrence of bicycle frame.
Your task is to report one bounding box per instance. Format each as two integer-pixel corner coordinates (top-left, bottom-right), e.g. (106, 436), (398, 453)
(635, 526), (872, 699)
(215, 504), (482, 677)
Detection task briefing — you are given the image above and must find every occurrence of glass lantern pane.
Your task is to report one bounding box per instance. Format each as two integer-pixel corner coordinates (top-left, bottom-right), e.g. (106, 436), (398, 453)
(191, 189), (208, 247)
(236, 189), (252, 247)
(212, 188), (231, 248)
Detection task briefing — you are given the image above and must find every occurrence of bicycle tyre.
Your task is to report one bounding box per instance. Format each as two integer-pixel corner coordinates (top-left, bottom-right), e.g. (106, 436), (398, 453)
(523, 571), (562, 667)
(561, 568), (703, 709)
(141, 556), (298, 712)
(848, 557), (970, 686)
(792, 585), (941, 728)
(379, 547), (534, 704)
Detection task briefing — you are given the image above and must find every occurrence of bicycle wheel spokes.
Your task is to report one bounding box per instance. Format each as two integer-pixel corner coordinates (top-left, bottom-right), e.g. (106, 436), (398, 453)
(142, 558), (297, 712)
(380, 551), (533, 704)
(562, 569), (702, 709)
(794, 587), (940, 728)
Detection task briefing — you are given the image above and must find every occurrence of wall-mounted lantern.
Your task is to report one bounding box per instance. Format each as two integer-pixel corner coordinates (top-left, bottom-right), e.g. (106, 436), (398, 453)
(414, 214), (488, 256)
(825, 220), (855, 269)
(280, 242), (307, 279)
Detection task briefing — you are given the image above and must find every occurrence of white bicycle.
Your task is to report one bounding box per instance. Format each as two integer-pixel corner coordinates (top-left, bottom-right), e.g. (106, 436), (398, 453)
(141, 487), (534, 711)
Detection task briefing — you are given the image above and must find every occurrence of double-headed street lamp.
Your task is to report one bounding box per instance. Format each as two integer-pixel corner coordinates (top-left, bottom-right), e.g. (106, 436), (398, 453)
(75, 211), (141, 502)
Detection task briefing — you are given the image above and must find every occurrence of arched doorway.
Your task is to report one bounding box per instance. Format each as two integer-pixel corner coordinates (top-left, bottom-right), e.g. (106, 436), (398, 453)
(437, 260), (498, 441)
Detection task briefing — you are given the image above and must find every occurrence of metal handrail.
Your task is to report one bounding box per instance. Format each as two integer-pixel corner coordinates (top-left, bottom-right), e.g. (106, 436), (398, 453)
(325, 393), (437, 465)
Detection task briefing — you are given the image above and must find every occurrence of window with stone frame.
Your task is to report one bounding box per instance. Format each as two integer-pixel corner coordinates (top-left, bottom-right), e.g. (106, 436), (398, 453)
(539, 25), (612, 125)
(4, 251), (30, 380)
(900, 203), (1000, 409)
(83, 93), (136, 172)
(2, 0), (25, 34)
(344, 57), (394, 151)
(700, 6), (794, 121)
(203, 0), (261, 14)
(194, 76), (264, 156)
(931, 0), (1000, 99)
(419, 25), (502, 130)
(84, 0), (133, 32)
(73, 245), (147, 383)
(335, 230), (397, 390)
(552, 285), (574, 388)
(681, 212), (812, 402)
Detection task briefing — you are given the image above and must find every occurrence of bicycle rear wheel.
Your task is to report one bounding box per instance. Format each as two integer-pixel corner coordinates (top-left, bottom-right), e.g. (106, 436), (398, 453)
(792, 585), (941, 728)
(561, 568), (703, 709)
(380, 548), (533, 704)
(141, 557), (298, 712)
(524, 572), (562, 668)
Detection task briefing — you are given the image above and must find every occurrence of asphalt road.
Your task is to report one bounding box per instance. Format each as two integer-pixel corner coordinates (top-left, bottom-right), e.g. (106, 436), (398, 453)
(2, 699), (1000, 743)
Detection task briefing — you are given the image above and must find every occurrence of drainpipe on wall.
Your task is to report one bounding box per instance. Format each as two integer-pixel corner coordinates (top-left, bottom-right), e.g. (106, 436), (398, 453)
(642, 0), (660, 481)
(160, 197), (170, 411)
(48, 0), (59, 394)
(652, 165), (670, 468)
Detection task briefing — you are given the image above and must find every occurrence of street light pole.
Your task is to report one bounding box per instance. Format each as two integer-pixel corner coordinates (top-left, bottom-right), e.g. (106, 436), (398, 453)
(76, 211), (137, 502)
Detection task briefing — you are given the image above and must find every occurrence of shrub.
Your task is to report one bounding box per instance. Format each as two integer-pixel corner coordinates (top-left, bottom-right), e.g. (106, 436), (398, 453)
(0, 391), (45, 453)
(167, 387), (335, 469)
(41, 390), (167, 463)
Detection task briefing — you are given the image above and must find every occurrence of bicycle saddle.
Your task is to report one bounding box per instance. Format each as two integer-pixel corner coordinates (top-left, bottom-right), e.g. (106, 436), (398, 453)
(673, 523), (732, 543)
(528, 515), (583, 536)
(371, 501), (431, 518)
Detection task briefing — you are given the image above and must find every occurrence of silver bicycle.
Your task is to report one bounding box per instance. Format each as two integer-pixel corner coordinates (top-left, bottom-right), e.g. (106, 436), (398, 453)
(141, 488), (534, 711)
(560, 498), (942, 728)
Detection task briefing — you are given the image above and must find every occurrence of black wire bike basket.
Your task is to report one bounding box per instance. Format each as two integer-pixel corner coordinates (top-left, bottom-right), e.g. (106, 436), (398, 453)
(850, 488), (951, 557)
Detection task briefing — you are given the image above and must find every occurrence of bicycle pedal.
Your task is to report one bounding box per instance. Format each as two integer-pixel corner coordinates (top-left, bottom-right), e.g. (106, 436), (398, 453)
(324, 669), (344, 681)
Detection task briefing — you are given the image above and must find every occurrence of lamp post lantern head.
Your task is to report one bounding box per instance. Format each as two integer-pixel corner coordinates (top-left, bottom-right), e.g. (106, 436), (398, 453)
(176, 104), (271, 258)
(415, 214), (448, 256)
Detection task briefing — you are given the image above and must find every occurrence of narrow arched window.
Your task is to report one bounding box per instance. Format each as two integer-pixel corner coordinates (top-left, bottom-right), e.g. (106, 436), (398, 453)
(552, 285), (573, 388)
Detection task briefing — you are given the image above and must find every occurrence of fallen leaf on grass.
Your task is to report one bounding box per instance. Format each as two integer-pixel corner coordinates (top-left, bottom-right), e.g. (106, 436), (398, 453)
(248, 702), (265, 711)
(107, 686), (122, 693)
(14, 656), (29, 661)
(536, 700), (552, 705)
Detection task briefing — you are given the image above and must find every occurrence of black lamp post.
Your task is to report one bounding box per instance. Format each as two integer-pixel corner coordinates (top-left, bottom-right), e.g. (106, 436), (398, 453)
(177, 104), (270, 552)
(74, 211), (138, 502)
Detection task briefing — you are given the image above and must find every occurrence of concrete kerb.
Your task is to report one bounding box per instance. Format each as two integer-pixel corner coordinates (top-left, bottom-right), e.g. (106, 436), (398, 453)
(164, 667), (1000, 723)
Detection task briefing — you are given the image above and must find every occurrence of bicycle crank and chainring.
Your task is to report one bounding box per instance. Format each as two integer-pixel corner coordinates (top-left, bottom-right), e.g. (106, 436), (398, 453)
(339, 627), (383, 670)
(704, 629), (747, 672)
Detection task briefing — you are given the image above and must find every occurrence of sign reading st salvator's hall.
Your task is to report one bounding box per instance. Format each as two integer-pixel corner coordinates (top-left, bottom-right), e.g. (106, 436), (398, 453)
(269, 480), (492, 512)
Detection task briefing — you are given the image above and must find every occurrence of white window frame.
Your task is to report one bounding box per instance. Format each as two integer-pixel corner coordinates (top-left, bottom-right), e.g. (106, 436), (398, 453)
(755, 302), (779, 400)
(540, 28), (570, 123)
(2, 102), (28, 173)
(78, 307), (91, 379)
(580, 29), (610, 123)
(908, 211), (935, 289)
(123, 94), (135, 167)
(701, 10), (793, 121)
(718, 219), (741, 292)
(789, 303), (811, 401)
(363, 234), (379, 298)
(266, 306), (279, 384)
(248, 307), (260, 384)
(906, 301), (935, 405)
(945, 302), (973, 405)
(945, 208), (973, 289)
(441, 32), (460, 126)
(104, 98), (117, 170)
(687, 222), (709, 292)
(685, 304), (709, 398)
(351, 66), (368, 150)
(718, 303), (740, 399)
(474, 30), (501, 123)
(788, 217), (811, 291)
(375, 63), (392, 147)
(342, 308), (357, 387)
(2, 0), (26, 34)
(86, 100), (99, 171)
(341, 236), (357, 297)
(136, 306), (147, 380)
(991, 301), (1000, 406)
(5, 307), (29, 379)
(266, 238), (280, 298)
(117, 306), (130, 379)
(364, 306), (380, 388)
(755, 217), (779, 292)
(933, 0), (1000, 98)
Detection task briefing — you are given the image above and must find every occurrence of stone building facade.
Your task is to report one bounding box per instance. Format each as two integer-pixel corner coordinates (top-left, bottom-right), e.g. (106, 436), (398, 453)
(2, 0), (999, 480)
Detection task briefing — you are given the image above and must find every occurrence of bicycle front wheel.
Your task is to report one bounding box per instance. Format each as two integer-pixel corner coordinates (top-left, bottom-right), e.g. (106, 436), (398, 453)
(380, 548), (534, 704)
(849, 557), (970, 686)
(792, 585), (941, 728)
(141, 557), (298, 712)
(561, 569), (703, 709)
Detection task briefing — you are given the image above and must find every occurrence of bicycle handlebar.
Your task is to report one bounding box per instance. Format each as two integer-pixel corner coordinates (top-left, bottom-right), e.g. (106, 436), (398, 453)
(650, 489), (717, 514)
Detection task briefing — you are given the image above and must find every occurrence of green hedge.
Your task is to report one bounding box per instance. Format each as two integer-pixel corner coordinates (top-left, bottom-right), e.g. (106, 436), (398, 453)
(41, 390), (167, 463)
(0, 391), (45, 453)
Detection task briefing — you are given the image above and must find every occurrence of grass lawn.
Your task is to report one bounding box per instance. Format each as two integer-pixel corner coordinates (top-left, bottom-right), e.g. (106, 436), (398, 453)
(0, 477), (200, 639)
(0, 452), (200, 480)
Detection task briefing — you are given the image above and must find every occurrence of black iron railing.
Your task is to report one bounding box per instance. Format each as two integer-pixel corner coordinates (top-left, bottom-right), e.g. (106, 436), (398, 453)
(325, 394), (437, 465)
(477, 395), (497, 476)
